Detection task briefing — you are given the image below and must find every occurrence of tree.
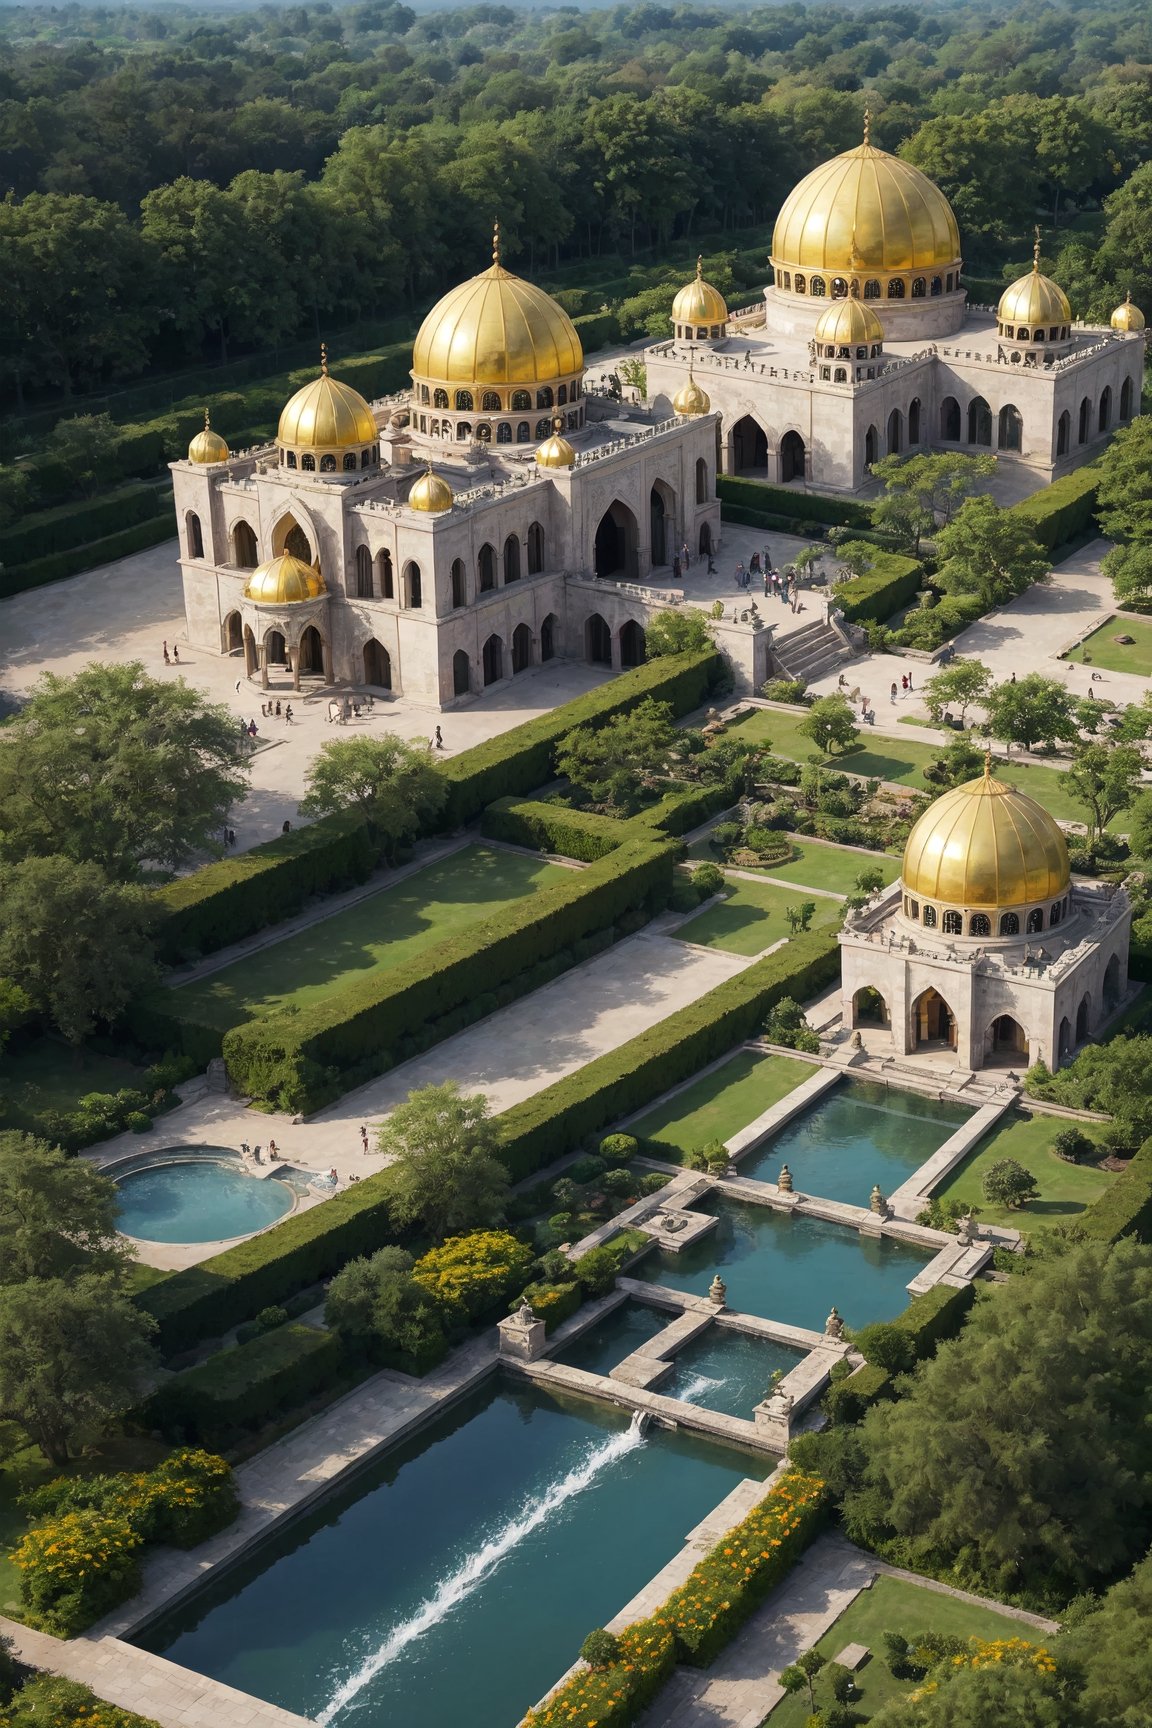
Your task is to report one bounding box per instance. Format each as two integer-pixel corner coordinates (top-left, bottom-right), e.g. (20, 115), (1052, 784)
(298, 734), (447, 858)
(0, 1131), (130, 1284)
(1060, 741), (1144, 845)
(829, 539), (874, 582)
(780, 1649), (826, 1713)
(0, 662), (247, 880)
(855, 867), (885, 895)
(799, 694), (859, 756)
(870, 452), (996, 552)
(47, 414), (120, 497)
(580, 1629), (621, 1670)
(412, 1230), (533, 1321)
(1127, 789), (1152, 861)
(984, 675), (1078, 755)
(922, 660), (992, 727)
(1096, 415), (1152, 609)
(1060, 1551), (1152, 1728)
(556, 697), (679, 813)
(0, 858), (156, 1045)
(844, 1239), (1152, 1594)
(324, 1246), (447, 1369)
(924, 735), (987, 791)
(867, 1660), (1066, 1727)
(853, 1321), (915, 1372)
(935, 498), (1050, 613)
(376, 1082), (508, 1240)
(981, 1158), (1038, 1209)
(0, 1274), (156, 1464)
(764, 996), (819, 1052)
(0, 980), (33, 1051)
(644, 608), (712, 657)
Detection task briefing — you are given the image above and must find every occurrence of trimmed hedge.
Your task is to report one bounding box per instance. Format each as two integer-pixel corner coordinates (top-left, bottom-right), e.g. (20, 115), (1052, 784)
(525, 1618), (676, 1728)
(218, 834), (676, 1107)
(480, 781), (739, 863)
(573, 311), (623, 351)
(144, 1324), (346, 1446)
(718, 475), (872, 529)
(0, 511), (176, 599)
(1081, 1134), (1152, 1243)
(0, 482), (168, 566)
(835, 550), (925, 624)
(494, 928), (841, 1181)
(824, 1280), (977, 1422)
(1008, 462), (1100, 552)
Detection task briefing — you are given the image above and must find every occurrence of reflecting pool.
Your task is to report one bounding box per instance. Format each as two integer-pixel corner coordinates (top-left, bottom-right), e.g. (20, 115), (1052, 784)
(663, 1328), (805, 1419)
(553, 1300), (671, 1376)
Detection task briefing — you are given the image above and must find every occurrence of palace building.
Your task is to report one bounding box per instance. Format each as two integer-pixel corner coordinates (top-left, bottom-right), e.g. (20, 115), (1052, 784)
(646, 119), (1146, 492)
(839, 764), (1132, 1072)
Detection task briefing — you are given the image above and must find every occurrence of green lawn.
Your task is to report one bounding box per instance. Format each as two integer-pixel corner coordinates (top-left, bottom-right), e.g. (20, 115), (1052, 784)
(935, 1110), (1116, 1233)
(630, 1050), (814, 1159)
(690, 836), (899, 896)
(675, 875), (842, 955)
(766, 1574), (1048, 1723)
(170, 845), (569, 1032)
(0, 1038), (151, 1133)
(1066, 615), (1152, 676)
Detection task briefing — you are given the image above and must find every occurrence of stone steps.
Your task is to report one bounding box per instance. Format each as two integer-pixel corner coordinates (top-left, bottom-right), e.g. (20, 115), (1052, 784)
(773, 619), (854, 685)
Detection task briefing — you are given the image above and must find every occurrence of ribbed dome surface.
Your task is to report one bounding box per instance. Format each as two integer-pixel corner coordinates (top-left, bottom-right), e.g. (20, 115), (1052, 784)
(278, 373), (377, 449)
(243, 554), (327, 604)
(188, 411), (229, 464)
(772, 142), (960, 273)
(813, 298), (885, 345)
(998, 267), (1071, 329)
(672, 260), (728, 326)
(412, 263), (583, 387)
(672, 373), (711, 415)
(902, 772), (1070, 908)
(407, 468), (454, 512)
(1111, 292), (1146, 333)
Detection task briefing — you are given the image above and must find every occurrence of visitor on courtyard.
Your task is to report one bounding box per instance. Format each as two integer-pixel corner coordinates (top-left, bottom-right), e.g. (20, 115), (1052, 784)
(268, 1139), (278, 1159)
(282, 820), (291, 833)
(172, 644), (179, 661)
(891, 682), (899, 704)
(681, 540), (690, 567)
(707, 553), (717, 575)
(672, 555), (681, 580)
(162, 640), (169, 663)
(275, 700), (282, 716)
(907, 671), (914, 690)
(734, 561), (745, 587)
(253, 1144), (262, 1163)
(763, 572), (770, 597)
(227, 829), (235, 846)
(433, 725), (444, 749)
(285, 704), (293, 722)
(241, 1141), (250, 1157)
(360, 1125), (369, 1153)
(750, 551), (761, 575)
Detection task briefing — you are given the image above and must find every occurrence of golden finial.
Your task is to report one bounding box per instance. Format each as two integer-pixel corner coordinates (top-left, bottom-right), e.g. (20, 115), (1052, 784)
(203, 408), (212, 431)
(493, 219), (501, 266)
(320, 342), (329, 377)
(863, 106), (871, 146)
(1033, 226), (1042, 271)
(696, 254), (704, 279)
(552, 415), (565, 434)
(984, 747), (993, 778)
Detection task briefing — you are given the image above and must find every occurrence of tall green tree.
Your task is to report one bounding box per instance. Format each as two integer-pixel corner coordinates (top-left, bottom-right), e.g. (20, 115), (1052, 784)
(1060, 740), (1144, 844)
(870, 453), (996, 553)
(298, 734), (446, 858)
(935, 498), (1050, 613)
(922, 660), (992, 726)
(376, 1081), (508, 1241)
(1060, 1552), (1152, 1728)
(556, 697), (679, 813)
(984, 675), (1078, 755)
(1096, 414), (1152, 610)
(799, 694), (859, 756)
(0, 1131), (130, 1284)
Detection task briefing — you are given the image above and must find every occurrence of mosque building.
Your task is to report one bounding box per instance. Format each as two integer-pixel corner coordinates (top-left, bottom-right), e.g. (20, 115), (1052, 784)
(839, 763), (1132, 1071)
(646, 118), (1146, 491)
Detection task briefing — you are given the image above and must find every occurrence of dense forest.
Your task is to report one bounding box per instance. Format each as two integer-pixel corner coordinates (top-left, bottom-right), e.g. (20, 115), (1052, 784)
(1, 0), (1151, 411)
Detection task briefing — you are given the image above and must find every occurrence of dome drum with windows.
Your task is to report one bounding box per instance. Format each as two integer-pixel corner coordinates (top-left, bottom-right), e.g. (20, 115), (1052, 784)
(996, 234), (1072, 358)
(899, 764), (1072, 941)
(672, 258), (728, 343)
(277, 347), (380, 478)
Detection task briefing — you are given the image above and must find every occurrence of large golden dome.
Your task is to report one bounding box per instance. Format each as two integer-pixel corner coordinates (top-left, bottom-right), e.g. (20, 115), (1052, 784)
(772, 129), (960, 274)
(902, 768), (1070, 909)
(1111, 291), (1146, 334)
(243, 554), (327, 605)
(413, 232), (583, 388)
(672, 258), (728, 328)
(278, 350), (377, 449)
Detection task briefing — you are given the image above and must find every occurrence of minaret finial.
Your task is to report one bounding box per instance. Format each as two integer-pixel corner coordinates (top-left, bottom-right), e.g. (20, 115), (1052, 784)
(320, 342), (329, 377)
(863, 106), (871, 146)
(696, 254), (703, 279)
(203, 408), (211, 431)
(493, 219), (501, 266)
(984, 747), (993, 778)
(1033, 226), (1042, 271)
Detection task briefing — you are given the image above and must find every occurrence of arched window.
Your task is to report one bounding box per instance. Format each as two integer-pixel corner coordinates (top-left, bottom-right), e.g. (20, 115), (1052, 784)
(794, 274), (806, 294)
(1017, 328), (1030, 342)
(1121, 376), (1134, 421)
(832, 277), (848, 298)
(931, 276), (942, 296)
(834, 367), (847, 382)
(865, 425), (878, 466)
(451, 559), (466, 609)
(940, 397), (961, 441)
(810, 276), (826, 297)
(536, 386), (554, 410)
(968, 397), (992, 446)
(557, 384), (568, 406)
(232, 521), (258, 568)
(479, 543), (497, 593)
(781, 271), (791, 289)
(909, 399), (921, 444)
(301, 454), (315, 471)
(511, 390), (531, 411)
(186, 512), (204, 559)
(286, 450), (297, 469)
(527, 521), (544, 575)
(535, 419), (552, 439)
(887, 408), (903, 454)
(476, 423), (491, 443)
(355, 544), (372, 598)
(1057, 410), (1070, 456)
(320, 454), (337, 473)
(911, 277), (926, 298)
(361, 449), (371, 467)
(1078, 397), (1091, 444)
(888, 278), (905, 299)
(1099, 386), (1112, 432)
(504, 535), (521, 583)
(433, 388), (448, 409)
(481, 391), (501, 412)
(1027, 908), (1044, 934)
(1050, 899), (1063, 926)
(696, 457), (708, 504)
(1000, 912), (1020, 936)
(863, 279), (880, 299)
(970, 913), (991, 937)
(517, 422), (531, 443)
(943, 910), (963, 935)
(376, 549), (394, 600)
(998, 404), (1023, 452)
(497, 422), (511, 443)
(457, 422), (472, 441)
(343, 453), (357, 471)
(453, 649), (471, 696)
(922, 905), (937, 928)
(420, 385), (430, 404)
(455, 390), (473, 412)
(405, 562), (422, 609)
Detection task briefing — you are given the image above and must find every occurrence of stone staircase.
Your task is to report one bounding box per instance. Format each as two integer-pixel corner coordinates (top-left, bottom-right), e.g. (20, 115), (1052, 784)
(772, 618), (854, 685)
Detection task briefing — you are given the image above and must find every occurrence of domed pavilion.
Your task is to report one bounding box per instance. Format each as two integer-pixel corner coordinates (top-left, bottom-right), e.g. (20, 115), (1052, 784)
(839, 760), (1132, 1071)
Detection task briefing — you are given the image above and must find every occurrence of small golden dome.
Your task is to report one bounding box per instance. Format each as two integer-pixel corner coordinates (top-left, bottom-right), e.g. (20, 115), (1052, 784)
(536, 418), (576, 468)
(188, 410), (229, 464)
(407, 466), (454, 513)
(672, 258), (728, 328)
(902, 767), (1070, 909)
(278, 347), (377, 450)
(813, 297), (885, 346)
(412, 225), (583, 388)
(672, 369), (711, 416)
(772, 115), (960, 274)
(998, 235), (1071, 329)
(1111, 291), (1146, 333)
(243, 554), (327, 605)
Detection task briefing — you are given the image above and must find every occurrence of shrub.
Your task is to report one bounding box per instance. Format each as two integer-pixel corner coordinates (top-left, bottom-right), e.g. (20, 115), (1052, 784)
(709, 820), (743, 854)
(0, 513), (177, 601)
(573, 1229), (650, 1295)
(525, 1617), (676, 1728)
(1082, 1135), (1152, 1242)
(143, 1323), (347, 1446)
(853, 1321), (916, 1373)
(0, 1677), (163, 1728)
(13, 1508), (143, 1634)
(691, 861), (725, 898)
(411, 1231), (534, 1322)
(599, 1134), (638, 1166)
(1052, 1126), (1096, 1164)
(982, 1158), (1039, 1209)
(580, 1628), (622, 1669)
(834, 552), (924, 625)
(718, 476), (871, 529)
(515, 1279), (583, 1332)
(1009, 464), (1099, 552)
(764, 996), (821, 1054)
(570, 1154), (607, 1184)
(762, 678), (808, 703)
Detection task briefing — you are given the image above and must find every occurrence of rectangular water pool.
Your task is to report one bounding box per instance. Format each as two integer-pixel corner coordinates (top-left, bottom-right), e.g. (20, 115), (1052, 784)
(553, 1299), (672, 1376)
(136, 1381), (768, 1728)
(663, 1328), (806, 1419)
(635, 1198), (931, 1330)
(739, 1079), (970, 1205)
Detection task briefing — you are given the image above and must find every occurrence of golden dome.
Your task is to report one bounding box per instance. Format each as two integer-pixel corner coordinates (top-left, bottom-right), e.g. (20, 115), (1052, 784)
(278, 347), (377, 449)
(902, 767), (1070, 909)
(188, 410), (229, 465)
(536, 419), (576, 468)
(407, 466), (454, 513)
(672, 258), (728, 327)
(672, 368), (711, 416)
(412, 225), (583, 388)
(997, 237), (1071, 330)
(243, 554), (327, 605)
(772, 119), (960, 273)
(1111, 291), (1146, 333)
(813, 297), (885, 346)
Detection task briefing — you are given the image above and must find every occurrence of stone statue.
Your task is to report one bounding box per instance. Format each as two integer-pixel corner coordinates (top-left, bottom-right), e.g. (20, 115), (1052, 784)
(769, 1387), (794, 1419)
(708, 1274), (727, 1308)
(870, 1185), (887, 1216)
(515, 1297), (537, 1326)
(777, 1164), (794, 1193)
(850, 1030), (863, 1049)
(825, 1305), (845, 1341)
(957, 1213), (978, 1246)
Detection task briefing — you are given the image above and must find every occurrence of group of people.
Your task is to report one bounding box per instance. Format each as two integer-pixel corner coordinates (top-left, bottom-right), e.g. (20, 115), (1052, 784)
(240, 1138), (280, 1164)
(161, 640), (180, 664)
(259, 699), (294, 722)
(731, 550), (798, 610)
(888, 674), (916, 703)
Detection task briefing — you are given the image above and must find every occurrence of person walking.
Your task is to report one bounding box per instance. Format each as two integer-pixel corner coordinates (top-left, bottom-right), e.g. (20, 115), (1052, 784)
(433, 725), (443, 749)
(274, 699), (282, 717)
(681, 540), (690, 568)
(750, 550), (761, 576)
(172, 644), (180, 662)
(890, 681), (898, 704)
(285, 704), (293, 722)
(734, 561), (745, 588)
(162, 642), (170, 665)
(707, 553), (717, 575)
(360, 1124), (369, 1154)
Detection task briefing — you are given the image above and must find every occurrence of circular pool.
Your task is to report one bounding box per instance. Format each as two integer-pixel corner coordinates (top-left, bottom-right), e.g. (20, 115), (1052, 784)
(115, 1154), (295, 1244)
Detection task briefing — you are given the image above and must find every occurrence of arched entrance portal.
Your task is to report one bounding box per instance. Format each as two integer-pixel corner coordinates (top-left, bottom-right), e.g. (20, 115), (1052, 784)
(619, 619), (646, 667)
(482, 634), (504, 686)
(699, 521), (712, 556)
(540, 614), (557, 662)
(852, 987), (889, 1027)
(452, 649), (471, 697)
(265, 630), (287, 668)
(1058, 1016), (1072, 1061)
(511, 623), (532, 674)
(649, 483), (674, 567)
(585, 613), (612, 665)
(363, 639), (391, 689)
(779, 430), (806, 484)
(593, 502), (638, 580)
(913, 987), (956, 1049)
(989, 1016), (1028, 1062)
(1103, 953), (1121, 1007)
(1075, 994), (1091, 1043)
(298, 626), (325, 678)
(732, 417), (767, 476)
(223, 611), (243, 653)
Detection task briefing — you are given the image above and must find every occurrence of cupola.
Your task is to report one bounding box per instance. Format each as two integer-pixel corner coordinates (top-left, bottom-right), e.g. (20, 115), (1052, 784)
(277, 346), (380, 477)
(996, 234), (1073, 363)
(188, 409), (229, 465)
(671, 258), (728, 343)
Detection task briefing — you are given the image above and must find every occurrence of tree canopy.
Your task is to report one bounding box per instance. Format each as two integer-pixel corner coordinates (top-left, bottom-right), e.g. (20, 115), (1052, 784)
(984, 675), (1078, 755)
(375, 1081), (508, 1240)
(298, 733), (447, 857)
(556, 696), (679, 813)
(0, 1132), (130, 1285)
(935, 498), (1050, 613)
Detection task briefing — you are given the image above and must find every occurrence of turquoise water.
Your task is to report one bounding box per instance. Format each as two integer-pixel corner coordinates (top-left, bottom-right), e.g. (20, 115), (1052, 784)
(636, 1199), (930, 1330)
(139, 1383), (766, 1728)
(554, 1300), (672, 1375)
(664, 1329), (805, 1419)
(739, 1080), (969, 1205)
(115, 1158), (294, 1243)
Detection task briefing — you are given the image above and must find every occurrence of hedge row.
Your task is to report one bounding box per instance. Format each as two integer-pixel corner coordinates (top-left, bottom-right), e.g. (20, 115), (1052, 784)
(573, 311), (624, 351)
(1081, 1133), (1152, 1243)
(824, 1280), (977, 1422)
(495, 928), (841, 1181)
(834, 550), (926, 625)
(217, 835), (677, 1108)
(717, 475), (873, 529)
(0, 510), (176, 599)
(479, 780), (739, 863)
(0, 482), (168, 566)
(1007, 462), (1100, 553)
(144, 1324), (347, 1446)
